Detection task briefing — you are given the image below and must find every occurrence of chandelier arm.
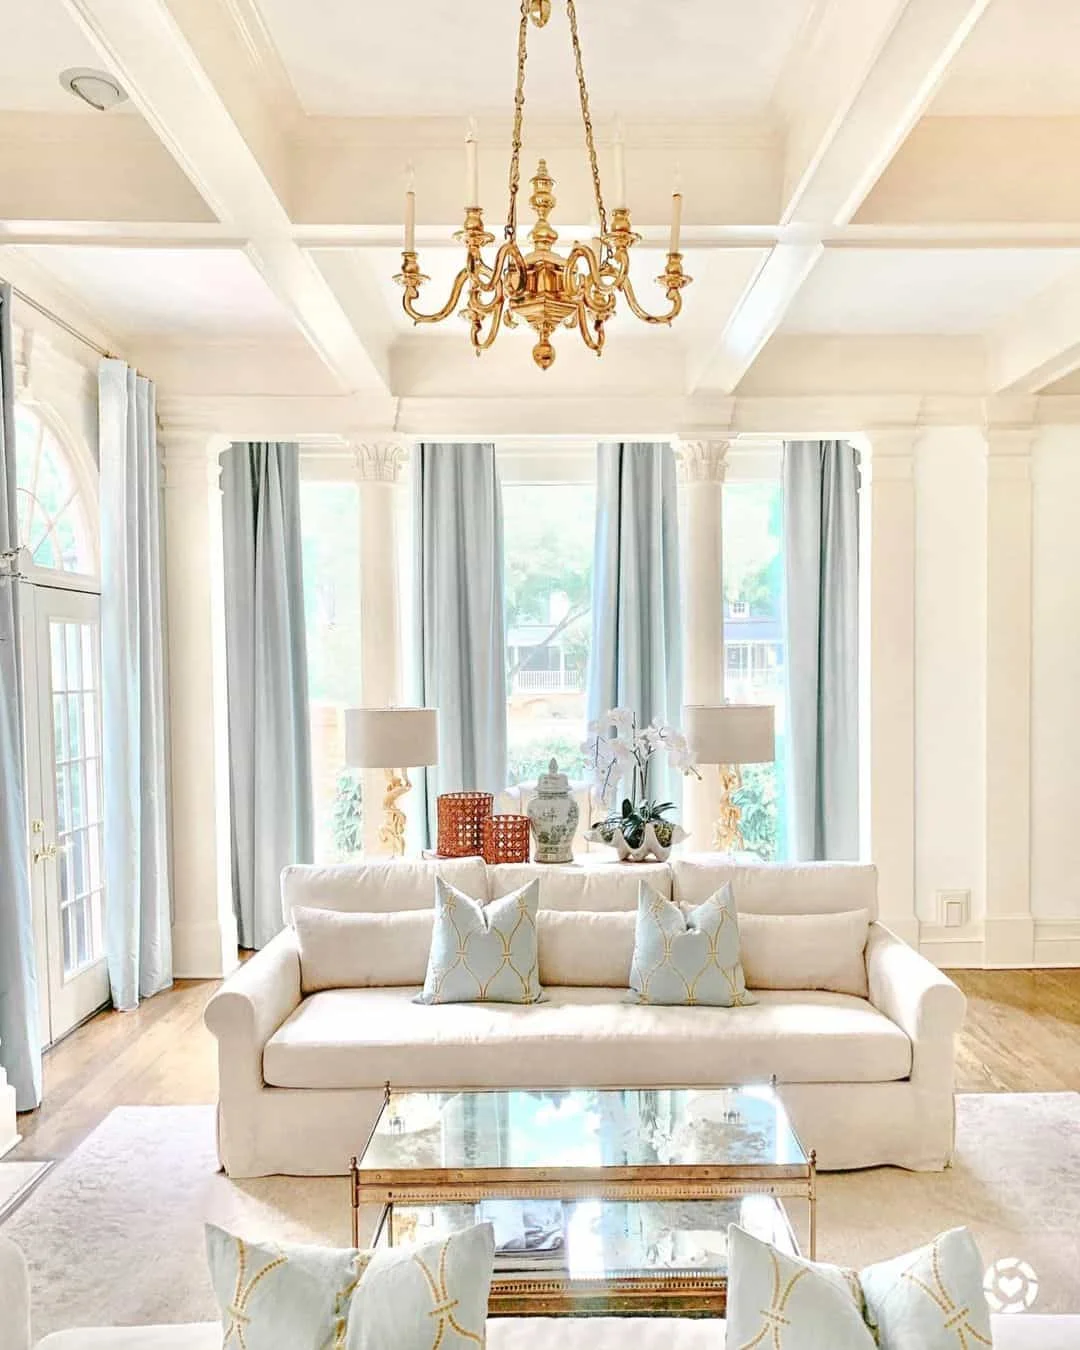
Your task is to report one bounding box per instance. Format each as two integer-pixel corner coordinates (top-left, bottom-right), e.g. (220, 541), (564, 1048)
(506, 0), (531, 241)
(617, 272), (686, 326)
(566, 0), (608, 238)
(471, 298), (507, 352)
(401, 265), (473, 325)
(575, 301), (606, 355)
(564, 242), (626, 301)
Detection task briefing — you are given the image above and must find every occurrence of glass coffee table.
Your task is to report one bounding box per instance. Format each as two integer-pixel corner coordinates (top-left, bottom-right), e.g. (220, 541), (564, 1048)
(350, 1083), (815, 1316)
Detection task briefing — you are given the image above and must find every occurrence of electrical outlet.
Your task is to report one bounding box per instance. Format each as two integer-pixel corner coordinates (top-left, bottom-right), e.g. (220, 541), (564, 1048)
(937, 890), (970, 929)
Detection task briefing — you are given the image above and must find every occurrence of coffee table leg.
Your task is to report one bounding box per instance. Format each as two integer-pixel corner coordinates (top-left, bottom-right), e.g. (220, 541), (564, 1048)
(809, 1150), (817, 1260)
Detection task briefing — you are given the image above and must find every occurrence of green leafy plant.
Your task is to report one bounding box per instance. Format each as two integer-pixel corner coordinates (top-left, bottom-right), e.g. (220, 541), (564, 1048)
(331, 770), (364, 857)
(731, 761), (778, 860)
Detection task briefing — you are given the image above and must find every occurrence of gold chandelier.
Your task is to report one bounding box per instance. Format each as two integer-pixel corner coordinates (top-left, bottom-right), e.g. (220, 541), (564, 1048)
(394, 0), (691, 371)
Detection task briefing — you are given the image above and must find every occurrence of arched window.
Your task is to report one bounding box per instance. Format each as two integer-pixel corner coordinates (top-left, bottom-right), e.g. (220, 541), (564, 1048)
(14, 405), (96, 576)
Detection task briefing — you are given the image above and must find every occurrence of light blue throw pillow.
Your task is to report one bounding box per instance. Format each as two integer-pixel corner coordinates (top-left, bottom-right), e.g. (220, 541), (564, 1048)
(627, 880), (754, 1007)
(416, 876), (543, 1004)
(205, 1221), (496, 1350)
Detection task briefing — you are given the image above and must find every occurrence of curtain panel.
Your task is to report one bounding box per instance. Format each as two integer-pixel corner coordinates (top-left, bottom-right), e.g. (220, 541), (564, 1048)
(587, 441), (684, 804)
(221, 442), (313, 950)
(411, 443), (507, 848)
(0, 282), (43, 1108)
(99, 359), (173, 1010)
(782, 439), (861, 861)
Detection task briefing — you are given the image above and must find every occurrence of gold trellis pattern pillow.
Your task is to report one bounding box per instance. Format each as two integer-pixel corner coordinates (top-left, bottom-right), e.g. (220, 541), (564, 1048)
(726, 1224), (993, 1350)
(205, 1221), (495, 1350)
(416, 876), (543, 1004)
(626, 880), (754, 1007)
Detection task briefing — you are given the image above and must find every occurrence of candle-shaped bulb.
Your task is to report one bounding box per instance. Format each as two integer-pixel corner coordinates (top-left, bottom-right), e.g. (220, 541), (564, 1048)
(465, 116), (479, 207)
(404, 162), (416, 253)
(669, 191), (683, 255)
(613, 116), (627, 209)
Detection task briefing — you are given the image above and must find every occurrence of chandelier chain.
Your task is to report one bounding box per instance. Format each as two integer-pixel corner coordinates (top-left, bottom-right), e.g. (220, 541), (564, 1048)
(506, 0), (531, 240)
(566, 0), (607, 239)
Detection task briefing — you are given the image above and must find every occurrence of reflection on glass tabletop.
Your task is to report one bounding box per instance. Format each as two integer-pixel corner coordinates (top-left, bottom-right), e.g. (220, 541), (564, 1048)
(381, 1193), (796, 1278)
(357, 1085), (806, 1172)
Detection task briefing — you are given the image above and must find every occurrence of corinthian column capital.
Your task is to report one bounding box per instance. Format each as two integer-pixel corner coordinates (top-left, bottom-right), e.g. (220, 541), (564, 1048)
(354, 441), (409, 483)
(676, 439), (730, 483)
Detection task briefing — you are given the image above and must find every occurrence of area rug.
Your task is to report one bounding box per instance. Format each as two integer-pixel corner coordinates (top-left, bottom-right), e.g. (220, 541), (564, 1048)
(3, 1095), (1079, 1336)
(0, 1161), (52, 1221)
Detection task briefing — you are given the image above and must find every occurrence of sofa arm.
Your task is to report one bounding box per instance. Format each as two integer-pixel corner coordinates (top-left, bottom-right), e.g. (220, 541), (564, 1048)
(204, 928), (301, 1096)
(0, 1236), (31, 1350)
(867, 921), (966, 1052)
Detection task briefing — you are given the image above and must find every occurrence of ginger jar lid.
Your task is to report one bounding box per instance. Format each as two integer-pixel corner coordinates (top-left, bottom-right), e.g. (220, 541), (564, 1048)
(536, 757), (570, 794)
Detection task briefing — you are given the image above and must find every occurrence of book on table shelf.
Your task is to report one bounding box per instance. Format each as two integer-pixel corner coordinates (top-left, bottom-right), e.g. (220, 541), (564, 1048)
(479, 1198), (568, 1273)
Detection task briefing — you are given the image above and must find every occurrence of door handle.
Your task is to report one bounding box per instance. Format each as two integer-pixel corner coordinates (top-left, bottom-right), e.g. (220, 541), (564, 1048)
(32, 840), (66, 865)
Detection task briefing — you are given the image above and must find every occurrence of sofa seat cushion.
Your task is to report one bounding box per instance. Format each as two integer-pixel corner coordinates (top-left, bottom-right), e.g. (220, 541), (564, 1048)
(262, 986), (911, 1090)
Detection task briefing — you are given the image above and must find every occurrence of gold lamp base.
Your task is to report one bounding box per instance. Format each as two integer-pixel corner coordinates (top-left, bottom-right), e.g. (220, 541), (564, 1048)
(712, 764), (745, 854)
(379, 768), (412, 856)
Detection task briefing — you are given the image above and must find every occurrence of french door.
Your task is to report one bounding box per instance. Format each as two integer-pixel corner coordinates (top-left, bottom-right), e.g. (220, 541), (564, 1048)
(22, 584), (110, 1044)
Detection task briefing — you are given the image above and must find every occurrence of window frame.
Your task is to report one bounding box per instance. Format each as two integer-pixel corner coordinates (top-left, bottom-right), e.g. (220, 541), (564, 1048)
(14, 400), (100, 595)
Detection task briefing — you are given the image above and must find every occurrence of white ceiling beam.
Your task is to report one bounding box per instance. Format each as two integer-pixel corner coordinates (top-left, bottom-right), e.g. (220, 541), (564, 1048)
(58, 0), (390, 393)
(988, 269), (1080, 394)
(691, 0), (989, 394)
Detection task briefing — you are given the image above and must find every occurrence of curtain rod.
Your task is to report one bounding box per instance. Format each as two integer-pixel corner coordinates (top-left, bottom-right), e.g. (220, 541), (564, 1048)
(9, 285), (115, 361)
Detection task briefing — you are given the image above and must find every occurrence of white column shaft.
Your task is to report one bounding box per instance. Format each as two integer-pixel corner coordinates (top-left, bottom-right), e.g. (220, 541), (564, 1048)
(863, 430), (919, 945)
(678, 440), (729, 850)
(162, 436), (239, 976)
(984, 427), (1035, 965)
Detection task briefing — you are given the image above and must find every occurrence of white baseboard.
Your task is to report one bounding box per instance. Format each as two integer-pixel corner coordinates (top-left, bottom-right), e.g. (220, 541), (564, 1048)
(918, 915), (1080, 968)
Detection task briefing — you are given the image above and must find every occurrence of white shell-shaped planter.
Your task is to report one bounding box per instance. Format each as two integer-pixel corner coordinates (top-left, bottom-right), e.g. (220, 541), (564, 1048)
(585, 821), (687, 863)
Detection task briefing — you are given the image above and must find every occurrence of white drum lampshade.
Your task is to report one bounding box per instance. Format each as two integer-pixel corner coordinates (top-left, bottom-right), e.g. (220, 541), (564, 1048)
(343, 707), (438, 856)
(345, 707), (439, 770)
(683, 703), (775, 767)
(683, 703), (775, 855)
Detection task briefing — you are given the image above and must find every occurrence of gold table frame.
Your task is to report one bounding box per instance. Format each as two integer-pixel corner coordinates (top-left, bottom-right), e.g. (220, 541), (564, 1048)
(349, 1084), (816, 1317)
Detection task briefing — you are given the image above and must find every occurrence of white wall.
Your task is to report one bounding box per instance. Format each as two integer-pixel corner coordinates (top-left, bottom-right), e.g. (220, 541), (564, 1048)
(914, 428), (987, 938)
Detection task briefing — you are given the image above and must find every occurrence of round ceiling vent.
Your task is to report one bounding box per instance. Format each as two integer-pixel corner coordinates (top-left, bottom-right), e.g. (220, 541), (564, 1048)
(59, 68), (128, 112)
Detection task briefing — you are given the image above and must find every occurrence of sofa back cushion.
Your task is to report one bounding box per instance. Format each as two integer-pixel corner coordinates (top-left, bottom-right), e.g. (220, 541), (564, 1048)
(488, 862), (671, 911)
(280, 857), (487, 923)
(672, 858), (878, 919)
(739, 909), (870, 997)
(293, 906), (433, 993)
(538, 910), (637, 987)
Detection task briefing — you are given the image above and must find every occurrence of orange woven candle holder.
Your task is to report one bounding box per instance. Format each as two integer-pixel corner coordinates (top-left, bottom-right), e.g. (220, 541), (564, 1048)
(436, 791), (494, 857)
(482, 813), (532, 864)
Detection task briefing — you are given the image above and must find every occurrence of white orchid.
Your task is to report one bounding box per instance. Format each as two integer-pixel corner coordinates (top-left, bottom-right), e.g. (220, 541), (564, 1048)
(583, 710), (701, 846)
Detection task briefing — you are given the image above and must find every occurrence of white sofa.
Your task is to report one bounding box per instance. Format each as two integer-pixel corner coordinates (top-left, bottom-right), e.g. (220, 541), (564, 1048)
(205, 855), (965, 1178)
(3, 1236), (1075, 1350)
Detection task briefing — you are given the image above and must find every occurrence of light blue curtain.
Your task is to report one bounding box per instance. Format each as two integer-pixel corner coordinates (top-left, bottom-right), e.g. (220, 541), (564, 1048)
(587, 442), (683, 804)
(782, 439), (860, 860)
(221, 442), (312, 949)
(99, 360), (173, 1011)
(412, 443), (506, 848)
(0, 283), (43, 1107)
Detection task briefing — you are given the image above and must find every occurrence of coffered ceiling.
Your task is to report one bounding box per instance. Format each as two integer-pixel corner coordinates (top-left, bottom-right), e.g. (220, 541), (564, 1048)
(4, 0), (1080, 426)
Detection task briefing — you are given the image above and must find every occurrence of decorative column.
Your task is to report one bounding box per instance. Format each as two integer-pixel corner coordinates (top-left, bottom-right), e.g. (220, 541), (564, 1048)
(984, 423), (1036, 966)
(161, 431), (239, 976)
(356, 441), (409, 855)
(863, 428), (919, 946)
(676, 439), (729, 850)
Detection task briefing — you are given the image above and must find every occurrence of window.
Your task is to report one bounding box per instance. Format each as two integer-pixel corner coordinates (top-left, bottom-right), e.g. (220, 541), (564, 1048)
(299, 478), (363, 862)
(722, 479), (787, 860)
(503, 480), (595, 786)
(15, 405), (96, 576)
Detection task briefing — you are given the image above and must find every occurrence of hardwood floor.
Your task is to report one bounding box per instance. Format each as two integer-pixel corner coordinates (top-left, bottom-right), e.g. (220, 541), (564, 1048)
(9, 967), (1080, 1164)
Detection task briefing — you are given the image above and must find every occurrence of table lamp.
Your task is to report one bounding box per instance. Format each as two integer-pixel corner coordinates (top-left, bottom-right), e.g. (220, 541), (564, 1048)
(344, 707), (438, 855)
(683, 703), (775, 853)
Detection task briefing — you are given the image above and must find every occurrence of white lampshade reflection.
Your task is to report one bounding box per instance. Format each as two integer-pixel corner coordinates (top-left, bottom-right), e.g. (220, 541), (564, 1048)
(683, 703), (775, 766)
(344, 707), (438, 769)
